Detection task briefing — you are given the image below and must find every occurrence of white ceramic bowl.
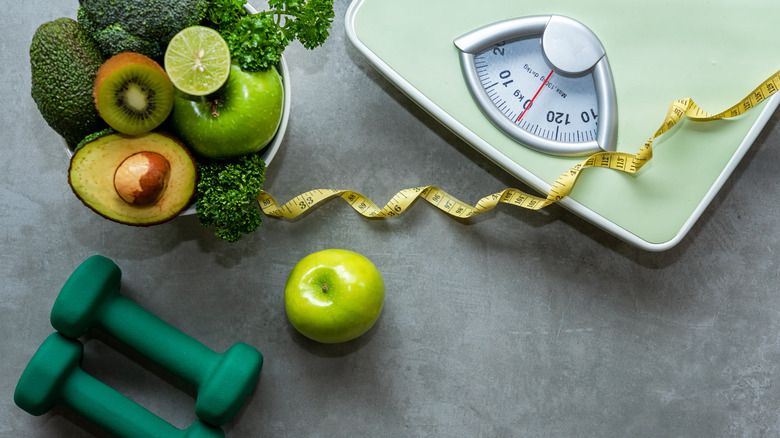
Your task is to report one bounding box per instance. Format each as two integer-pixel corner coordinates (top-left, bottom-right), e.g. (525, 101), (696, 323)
(65, 3), (290, 217)
(64, 54), (291, 217)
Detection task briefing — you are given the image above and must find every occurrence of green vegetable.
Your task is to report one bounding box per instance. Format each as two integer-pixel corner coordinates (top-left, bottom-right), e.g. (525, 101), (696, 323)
(192, 0), (333, 240)
(30, 17), (107, 146)
(195, 153), (267, 242)
(204, 0), (335, 71)
(77, 0), (210, 58)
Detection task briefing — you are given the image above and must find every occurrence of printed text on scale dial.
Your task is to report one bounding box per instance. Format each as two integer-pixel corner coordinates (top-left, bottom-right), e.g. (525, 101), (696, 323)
(476, 37), (600, 144)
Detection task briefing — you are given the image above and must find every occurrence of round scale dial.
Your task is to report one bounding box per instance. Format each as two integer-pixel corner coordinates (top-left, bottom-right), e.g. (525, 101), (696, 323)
(455, 15), (618, 156)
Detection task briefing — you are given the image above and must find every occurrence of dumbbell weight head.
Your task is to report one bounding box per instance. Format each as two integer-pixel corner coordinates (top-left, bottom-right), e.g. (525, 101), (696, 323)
(197, 341), (263, 426)
(14, 331), (81, 416)
(14, 333), (225, 438)
(50, 255), (122, 339)
(49, 255), (263, 428)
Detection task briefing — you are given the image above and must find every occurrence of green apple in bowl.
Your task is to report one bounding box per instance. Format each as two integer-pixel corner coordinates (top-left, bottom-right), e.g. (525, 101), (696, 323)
(169, 63), (284, 159)
(284, 249), (386, 344)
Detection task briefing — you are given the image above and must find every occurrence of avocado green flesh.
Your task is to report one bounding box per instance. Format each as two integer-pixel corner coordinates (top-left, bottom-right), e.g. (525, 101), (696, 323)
(29, 17), (107, 146)
(68, 132), (197, 226)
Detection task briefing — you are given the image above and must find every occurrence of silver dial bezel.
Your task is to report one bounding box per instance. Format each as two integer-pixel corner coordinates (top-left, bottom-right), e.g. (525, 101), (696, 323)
(454, 15), (618, 157)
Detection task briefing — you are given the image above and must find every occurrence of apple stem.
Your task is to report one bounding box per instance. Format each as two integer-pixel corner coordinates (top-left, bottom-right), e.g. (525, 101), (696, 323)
(210, 98), (222, 118)
(322, 284), (328, 293)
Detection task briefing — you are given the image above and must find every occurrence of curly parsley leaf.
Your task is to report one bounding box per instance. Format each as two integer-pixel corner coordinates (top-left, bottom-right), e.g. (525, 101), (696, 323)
(205, 0), (334, 71)
(195, 153), (266, 242)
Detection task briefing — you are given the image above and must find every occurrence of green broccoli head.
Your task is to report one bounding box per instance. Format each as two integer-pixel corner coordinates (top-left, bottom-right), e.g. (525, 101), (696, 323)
(77, 0), (210, 58)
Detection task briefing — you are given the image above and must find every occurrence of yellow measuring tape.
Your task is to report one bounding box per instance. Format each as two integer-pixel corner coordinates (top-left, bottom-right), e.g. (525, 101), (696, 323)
(258, 69), (780, 220)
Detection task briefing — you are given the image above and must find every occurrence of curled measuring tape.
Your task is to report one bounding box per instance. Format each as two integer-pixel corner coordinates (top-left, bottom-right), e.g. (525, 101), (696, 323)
(258, 69), (780, 220)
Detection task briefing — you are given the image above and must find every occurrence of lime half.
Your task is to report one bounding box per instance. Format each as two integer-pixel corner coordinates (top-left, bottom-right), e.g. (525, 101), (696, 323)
(164, 26), (231, 96)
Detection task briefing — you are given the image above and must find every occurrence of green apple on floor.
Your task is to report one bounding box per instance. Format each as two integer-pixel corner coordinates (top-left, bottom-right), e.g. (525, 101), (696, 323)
(284, 249), (385, 344)
(169, 64), (284, 159)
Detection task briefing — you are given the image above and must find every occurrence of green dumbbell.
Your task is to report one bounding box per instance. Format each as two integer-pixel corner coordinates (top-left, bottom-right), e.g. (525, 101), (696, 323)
(14, 332), (224, 438)
(50, 255), (263, 427)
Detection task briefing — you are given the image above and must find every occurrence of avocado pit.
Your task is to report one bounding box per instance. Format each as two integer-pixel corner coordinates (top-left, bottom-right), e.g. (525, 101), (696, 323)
(114, 152), (171, 205)
(69, 130), (197, 226)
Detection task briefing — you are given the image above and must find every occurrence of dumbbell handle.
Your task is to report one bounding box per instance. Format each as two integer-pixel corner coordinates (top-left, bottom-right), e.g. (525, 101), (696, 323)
(51, 255), (263, 427)
(65, 367), (221, 438)
(15, 333), (223, 438)
(98, 294), (214, 389)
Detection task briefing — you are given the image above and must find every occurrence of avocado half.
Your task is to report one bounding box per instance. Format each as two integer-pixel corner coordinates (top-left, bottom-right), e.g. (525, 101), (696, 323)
(68, 131), (197, 226)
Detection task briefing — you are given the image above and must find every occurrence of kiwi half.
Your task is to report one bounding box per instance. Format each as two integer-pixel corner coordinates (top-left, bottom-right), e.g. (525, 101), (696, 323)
(94, 53), (174, 136)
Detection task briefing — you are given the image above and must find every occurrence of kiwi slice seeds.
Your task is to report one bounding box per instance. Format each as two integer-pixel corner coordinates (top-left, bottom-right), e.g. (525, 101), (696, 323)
(94, 53), (174, 136)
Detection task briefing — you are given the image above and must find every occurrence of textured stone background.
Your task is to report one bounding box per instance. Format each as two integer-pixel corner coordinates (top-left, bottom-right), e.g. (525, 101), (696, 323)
(2, 1), (779, 436)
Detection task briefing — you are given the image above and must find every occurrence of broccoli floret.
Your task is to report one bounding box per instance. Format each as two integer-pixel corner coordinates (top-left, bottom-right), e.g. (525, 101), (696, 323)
(77, 0), (210, 58)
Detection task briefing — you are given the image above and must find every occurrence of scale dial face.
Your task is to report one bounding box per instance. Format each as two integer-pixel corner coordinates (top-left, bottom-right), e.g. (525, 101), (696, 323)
(455, 15), (618, 156)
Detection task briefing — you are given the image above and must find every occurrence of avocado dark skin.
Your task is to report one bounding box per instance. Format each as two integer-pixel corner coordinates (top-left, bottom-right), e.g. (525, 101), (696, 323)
(30, 17), (107, 146)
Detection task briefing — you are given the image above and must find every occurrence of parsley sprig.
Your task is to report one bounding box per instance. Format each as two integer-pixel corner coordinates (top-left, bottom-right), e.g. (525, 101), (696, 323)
(205, 0), (335, 71)
(195, 153), (266, 242)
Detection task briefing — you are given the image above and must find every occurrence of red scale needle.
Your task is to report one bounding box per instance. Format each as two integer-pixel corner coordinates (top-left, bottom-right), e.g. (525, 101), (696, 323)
(517, 69), (554, 122)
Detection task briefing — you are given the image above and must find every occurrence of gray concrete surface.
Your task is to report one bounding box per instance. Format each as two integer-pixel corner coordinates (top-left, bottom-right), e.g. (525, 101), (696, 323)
(3, 1), (780, 437)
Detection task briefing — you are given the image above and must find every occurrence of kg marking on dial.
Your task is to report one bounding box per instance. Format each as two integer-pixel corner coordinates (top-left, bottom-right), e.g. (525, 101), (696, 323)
(455, 15), (618, 156)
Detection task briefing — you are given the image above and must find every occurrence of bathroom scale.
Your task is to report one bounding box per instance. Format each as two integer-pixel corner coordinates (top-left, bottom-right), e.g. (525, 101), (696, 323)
(345, 0), (780, 251)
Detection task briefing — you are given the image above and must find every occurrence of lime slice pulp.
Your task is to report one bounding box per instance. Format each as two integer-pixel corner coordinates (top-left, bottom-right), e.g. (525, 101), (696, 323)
(164, 26), (231, 96)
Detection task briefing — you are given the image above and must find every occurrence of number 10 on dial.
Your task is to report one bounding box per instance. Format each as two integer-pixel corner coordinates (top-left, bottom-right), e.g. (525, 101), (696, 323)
(455, 15), (618, 156)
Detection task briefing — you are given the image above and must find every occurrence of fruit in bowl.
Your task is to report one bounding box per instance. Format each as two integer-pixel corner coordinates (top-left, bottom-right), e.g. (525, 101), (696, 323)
(169, 64), (285, 159)
(29, 17), (107, 147)
(93, 52), (174, 136)
(68, 130), (198, 226)
(58, 54), (291, 222)
(178, 57), (291, 217)
(28, 0), (333, 241)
